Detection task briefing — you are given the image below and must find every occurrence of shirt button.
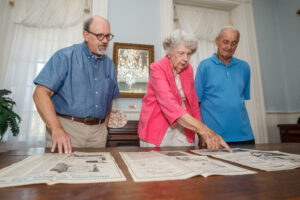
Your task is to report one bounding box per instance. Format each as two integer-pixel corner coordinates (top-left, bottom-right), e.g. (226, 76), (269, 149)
(95, 105), (98, 108)
(94, 65), (97, 68)
(95, 91), (99, 94)
(94, 78), (98, 80)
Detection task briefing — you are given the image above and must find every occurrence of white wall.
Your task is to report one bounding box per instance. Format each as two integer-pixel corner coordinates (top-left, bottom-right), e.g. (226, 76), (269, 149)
(253, 0), (300, 112)
(253, 0), (300, 142)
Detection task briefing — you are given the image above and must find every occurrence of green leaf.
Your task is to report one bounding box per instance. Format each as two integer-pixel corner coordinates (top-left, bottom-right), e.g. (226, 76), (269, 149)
(0, 89), (21, 141)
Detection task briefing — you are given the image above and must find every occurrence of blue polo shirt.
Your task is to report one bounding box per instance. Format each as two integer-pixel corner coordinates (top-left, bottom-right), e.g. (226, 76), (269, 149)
(34, 42), (119, 119)
(194, 53), (254, 142)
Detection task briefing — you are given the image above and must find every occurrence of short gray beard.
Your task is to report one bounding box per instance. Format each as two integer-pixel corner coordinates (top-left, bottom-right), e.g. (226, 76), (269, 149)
(96, 48), (106, 56)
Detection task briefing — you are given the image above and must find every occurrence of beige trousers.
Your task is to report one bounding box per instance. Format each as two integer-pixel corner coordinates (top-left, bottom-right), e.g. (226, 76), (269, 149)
(46, 116), (108, 148)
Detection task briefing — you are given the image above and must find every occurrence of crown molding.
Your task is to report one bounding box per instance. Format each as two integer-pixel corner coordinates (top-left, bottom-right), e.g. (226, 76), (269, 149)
(173, 0), (249, 11)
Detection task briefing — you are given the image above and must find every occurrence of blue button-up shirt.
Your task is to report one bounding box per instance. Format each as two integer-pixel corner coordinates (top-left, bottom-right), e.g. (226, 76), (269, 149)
(195, 53), (254, 142)
(34, 42), (119, 119)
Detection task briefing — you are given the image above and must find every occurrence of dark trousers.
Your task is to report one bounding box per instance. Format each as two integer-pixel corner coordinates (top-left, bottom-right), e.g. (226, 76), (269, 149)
(226, 139), (255, 145)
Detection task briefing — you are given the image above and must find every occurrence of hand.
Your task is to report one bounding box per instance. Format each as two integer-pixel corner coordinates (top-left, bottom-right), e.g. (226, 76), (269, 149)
(198, 125), (232, 152)
(51, 128), (72, 154)
(198, 134), (206, 148)
(105, 118), (109, 128)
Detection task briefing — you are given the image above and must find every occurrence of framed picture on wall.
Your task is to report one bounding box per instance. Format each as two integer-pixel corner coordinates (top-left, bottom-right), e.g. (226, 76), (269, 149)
(113, 42), (154, 98)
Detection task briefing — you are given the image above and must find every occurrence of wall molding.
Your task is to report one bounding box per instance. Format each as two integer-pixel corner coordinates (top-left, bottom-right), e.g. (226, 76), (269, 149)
(174, 0), (240, 10)
(266, 111), (300, 114)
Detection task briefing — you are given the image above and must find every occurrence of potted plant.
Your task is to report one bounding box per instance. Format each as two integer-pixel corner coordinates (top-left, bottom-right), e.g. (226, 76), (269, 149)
(0, 89), (21, 141)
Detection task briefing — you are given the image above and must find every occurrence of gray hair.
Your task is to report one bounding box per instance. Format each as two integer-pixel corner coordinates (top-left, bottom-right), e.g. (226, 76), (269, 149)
(83, 16), (110, 31)
(163, 29), (197, 54)
(83, 17), (93, 31)
(217, 26), (240, 40)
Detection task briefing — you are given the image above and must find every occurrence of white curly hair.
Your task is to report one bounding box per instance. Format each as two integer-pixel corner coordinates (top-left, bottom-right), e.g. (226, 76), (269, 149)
(163, 29), (197, 55)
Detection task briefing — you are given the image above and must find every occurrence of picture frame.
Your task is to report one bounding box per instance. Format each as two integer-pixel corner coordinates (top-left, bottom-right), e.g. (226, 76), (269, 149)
(113, 42), (154, 98)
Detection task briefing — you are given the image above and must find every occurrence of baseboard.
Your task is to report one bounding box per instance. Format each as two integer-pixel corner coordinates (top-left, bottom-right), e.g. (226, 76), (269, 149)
(121, 109), (141, 121)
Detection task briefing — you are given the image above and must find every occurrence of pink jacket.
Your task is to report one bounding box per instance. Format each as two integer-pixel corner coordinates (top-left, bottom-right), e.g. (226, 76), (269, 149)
(138, 56), (201, 147)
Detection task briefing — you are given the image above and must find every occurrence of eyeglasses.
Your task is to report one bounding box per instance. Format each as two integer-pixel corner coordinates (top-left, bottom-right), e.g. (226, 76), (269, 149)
(86, 30), (114, 41)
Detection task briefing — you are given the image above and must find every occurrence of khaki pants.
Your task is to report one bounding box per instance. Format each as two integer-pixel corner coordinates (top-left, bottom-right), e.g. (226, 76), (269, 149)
(46, 116), (108, 148)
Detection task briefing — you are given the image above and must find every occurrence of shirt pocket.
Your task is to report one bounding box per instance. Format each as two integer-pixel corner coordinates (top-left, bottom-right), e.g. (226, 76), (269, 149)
(96, 78), (116, 116)
(100, 77), (116, 93)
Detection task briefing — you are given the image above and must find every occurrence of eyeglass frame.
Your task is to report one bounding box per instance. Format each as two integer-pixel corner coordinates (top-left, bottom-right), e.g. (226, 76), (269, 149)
(85, 29), (114, 41)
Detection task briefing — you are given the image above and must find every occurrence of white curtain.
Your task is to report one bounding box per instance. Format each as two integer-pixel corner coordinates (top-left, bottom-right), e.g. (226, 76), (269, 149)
(175, 5), (230, 74)
(12, 0), (88, 28)
(0, 0), (92, 150)
(231, 2), (268, 143)
(92, 0), (108, 18)
(0, 0), (16, 89)
(160, 0), (174, 57)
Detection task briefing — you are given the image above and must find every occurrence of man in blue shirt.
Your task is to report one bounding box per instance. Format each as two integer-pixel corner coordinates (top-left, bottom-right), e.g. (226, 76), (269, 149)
(33, 16), (119, 154)
(194, 26), (254, 144)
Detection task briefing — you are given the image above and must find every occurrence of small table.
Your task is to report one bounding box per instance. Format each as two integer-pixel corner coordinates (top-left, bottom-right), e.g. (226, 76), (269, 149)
(277, 124), (300, 143)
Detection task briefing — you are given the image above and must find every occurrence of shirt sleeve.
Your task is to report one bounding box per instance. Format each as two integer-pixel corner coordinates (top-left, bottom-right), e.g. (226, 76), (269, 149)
(194, 62), (205, 102)
(33, 51), (68, 92)
(244, 63), (251, 100)
(150, 63), (187, 125)
(111, 62), (120, 99)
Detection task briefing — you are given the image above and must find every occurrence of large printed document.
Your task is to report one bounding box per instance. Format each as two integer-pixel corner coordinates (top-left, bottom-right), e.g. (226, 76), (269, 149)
(120, 151), (196, 182)
(213, 150), (300, 171)
(190, 148), (253, 156)
(120, 151), (255, 182)
(0, 152), (126, 188)
(159, 151), (256, 177)
(191, 148), (300, 171)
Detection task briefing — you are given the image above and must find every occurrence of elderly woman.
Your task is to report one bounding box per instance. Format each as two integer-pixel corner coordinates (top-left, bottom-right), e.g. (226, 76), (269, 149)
(138, 30), (231, 151)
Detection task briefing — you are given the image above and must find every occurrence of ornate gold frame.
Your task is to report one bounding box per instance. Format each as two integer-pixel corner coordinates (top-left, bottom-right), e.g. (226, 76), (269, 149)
(113, 42), (154, 98)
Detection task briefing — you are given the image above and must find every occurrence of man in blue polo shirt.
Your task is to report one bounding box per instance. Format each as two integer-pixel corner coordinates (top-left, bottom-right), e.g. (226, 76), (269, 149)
(194, 26), (254, 144)
(33, 16), (119, 154)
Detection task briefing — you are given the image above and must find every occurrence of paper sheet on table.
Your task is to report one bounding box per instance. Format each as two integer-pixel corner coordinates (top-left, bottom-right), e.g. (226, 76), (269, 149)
(212, 150), (300, 171)
(120, 151), (255, 182)
(0, 152), (126, 188)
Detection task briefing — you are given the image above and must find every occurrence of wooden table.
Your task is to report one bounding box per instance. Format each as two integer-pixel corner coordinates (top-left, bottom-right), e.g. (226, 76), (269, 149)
(0, 143), (300, 200)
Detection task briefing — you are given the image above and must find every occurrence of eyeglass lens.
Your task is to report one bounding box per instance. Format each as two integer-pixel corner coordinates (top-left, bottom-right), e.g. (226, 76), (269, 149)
(97, 34), (113, 41)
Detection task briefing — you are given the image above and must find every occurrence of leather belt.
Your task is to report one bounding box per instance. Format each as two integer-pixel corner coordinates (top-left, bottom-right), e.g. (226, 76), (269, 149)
(56, 113), (105, 125)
